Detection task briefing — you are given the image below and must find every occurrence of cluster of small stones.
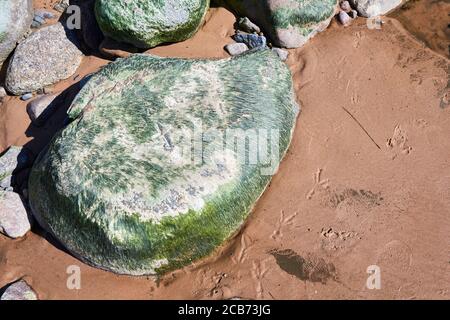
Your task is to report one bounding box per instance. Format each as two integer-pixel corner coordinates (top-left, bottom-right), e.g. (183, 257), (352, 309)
(225, 17), (289, 61)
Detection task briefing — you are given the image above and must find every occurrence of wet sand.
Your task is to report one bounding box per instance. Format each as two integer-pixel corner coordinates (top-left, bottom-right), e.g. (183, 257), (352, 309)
(0, 2), (449, 299)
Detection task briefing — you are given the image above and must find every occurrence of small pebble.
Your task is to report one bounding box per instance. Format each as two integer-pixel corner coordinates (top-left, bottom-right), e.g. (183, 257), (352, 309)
(20, 93), (33, 101)
(237, 17), (261, 34)
(33, 15), (46, 25)
(225, 43), (249, 56)
(338, 11), (352, 27)
(340, 1), (352, 12)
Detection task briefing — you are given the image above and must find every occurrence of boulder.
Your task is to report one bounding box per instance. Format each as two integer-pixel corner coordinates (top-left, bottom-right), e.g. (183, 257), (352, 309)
(0, 0), (33, 68)
(28, 50), (299, 275)
(0, 190), (31, 238)
(349, 0), (403, 17)
(224, 0), (338, 48)
(95, 0), (210, 49)
(5, 22), (83, 95)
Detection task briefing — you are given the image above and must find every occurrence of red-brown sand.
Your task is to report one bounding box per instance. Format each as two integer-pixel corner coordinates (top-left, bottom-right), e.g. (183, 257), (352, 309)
(0, 1), (449, 299)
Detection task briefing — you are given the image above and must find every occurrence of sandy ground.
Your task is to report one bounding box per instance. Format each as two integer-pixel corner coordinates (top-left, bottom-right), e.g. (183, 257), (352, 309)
(0, 1), (449, 299)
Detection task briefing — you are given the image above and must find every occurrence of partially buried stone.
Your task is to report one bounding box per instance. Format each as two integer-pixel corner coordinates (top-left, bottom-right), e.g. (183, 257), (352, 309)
(0, 190), (31, 238)
(28, 50), (299, 275)
(0, 280), (37, 300)
(26, 93), (60, 126)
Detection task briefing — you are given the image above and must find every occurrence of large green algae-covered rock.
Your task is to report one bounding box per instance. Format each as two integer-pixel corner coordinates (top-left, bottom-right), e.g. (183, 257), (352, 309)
(28, 50), (299, 275)
(95, 0), (210, 49)
(224, 0), (338, 48)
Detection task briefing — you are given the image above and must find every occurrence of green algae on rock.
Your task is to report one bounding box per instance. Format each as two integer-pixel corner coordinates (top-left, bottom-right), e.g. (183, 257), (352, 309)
(224, 0), (338, 48)
(28, 50), (299, 275)
(95, 0), (210, 49)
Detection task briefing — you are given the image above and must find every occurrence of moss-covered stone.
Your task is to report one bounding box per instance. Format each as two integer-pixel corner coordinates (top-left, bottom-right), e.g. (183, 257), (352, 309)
(95, 0), (210, 49)
(28, 50), (299, 275)
(223, 0), (338, 48)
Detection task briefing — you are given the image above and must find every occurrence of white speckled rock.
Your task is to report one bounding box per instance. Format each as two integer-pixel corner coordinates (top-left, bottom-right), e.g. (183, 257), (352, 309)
(0, 280), (37, 300)
(5, 22), (83, 95)
(349, 0), (403, 17)
(0, 0), (33, 68)
(0, 190), (31, 238)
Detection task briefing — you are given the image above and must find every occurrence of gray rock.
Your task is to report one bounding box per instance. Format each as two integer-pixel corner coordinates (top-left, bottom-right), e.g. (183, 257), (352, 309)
(349, 0), (402, 17)
(0, 146), (33, 190)
(5, 22), (83, 95)
(272, 47), (289, 61)
(0, 0), (34, 68)
(0, 191), (31, 238)
(237, 17), (261, 34)
(340, 1), (352, 12)
(0, 280), (37, 300)
(232, 33), (267, 49)
(225, 43), (249, 56)
(339, 11), (353, 26)
(26, 93), (59, 126)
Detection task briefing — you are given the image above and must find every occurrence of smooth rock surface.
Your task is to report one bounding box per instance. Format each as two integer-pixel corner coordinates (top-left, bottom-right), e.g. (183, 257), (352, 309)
(349, 0), (403, 17)
(5, 22), (83, 95)
(225, 0), (338, 48)
(0, 280), (37, 300)
(0, 190), (30, 238)
(26, 93), (59, 126)
(28, 50), (299, 275)
(0, 0), (33, 67)
(225, 42), (249, 56)
(95, 0), (210, 49)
